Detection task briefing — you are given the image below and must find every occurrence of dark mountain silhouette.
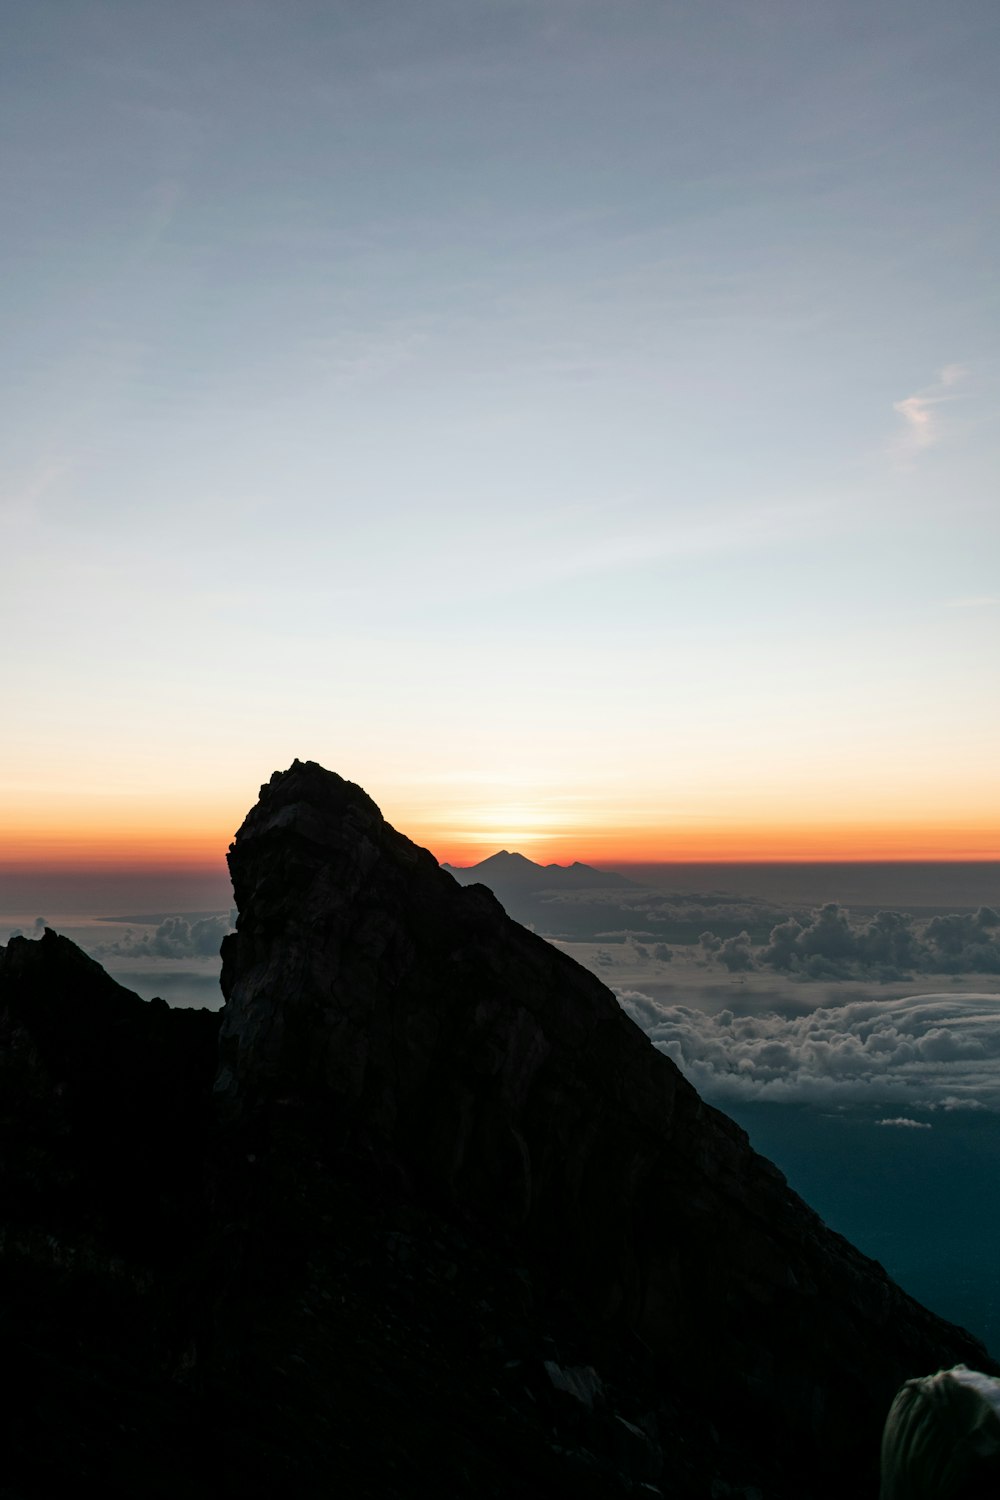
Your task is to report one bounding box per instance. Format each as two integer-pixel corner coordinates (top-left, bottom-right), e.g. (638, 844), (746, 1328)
(1, 758), (993, 1498)
(442, 849), (638, 934)
(444, 849), (636, 892)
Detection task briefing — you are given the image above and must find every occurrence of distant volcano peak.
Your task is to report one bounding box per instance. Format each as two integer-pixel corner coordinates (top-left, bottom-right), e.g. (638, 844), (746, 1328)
(443, 849), (635, 891)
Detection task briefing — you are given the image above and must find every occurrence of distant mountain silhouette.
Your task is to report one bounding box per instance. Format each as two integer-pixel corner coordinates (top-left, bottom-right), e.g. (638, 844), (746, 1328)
(444, 849), (636, 892)
(441, 850), (639, 933)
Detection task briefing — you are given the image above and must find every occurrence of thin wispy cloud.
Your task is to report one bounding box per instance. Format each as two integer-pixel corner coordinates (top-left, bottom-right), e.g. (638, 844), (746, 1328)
(510, 496), (831, 590)
(892, 364), (968, 455)
(2, 460), (72, 526)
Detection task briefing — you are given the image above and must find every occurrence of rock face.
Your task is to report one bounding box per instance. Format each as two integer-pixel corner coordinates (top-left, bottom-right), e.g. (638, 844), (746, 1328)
(0, 928), (219, 1255)
(218, 760), (994, 1489)
(0, 932), (223, 1497)
(2, 760), (995, 1498)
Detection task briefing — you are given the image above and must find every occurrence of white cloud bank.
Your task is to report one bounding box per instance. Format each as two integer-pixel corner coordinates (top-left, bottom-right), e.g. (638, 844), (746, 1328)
(617, 989), (1000, 1111)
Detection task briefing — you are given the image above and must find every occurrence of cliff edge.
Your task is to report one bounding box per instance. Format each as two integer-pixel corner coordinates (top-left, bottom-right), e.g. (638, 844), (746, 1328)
(1, 759), (993, 1498)
(215, 760), (993, 1490)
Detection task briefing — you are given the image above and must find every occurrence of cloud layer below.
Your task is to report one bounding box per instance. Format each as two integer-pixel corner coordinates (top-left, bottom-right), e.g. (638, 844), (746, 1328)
(702, 903), (1000, 979)
(617, 988), (1000, 1111)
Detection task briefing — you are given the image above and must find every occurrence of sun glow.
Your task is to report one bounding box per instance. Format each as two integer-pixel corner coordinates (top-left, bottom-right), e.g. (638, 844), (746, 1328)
(458, 801), (579, 849)
(421, 815), (1000, 869)
(2, 763), (997, 874)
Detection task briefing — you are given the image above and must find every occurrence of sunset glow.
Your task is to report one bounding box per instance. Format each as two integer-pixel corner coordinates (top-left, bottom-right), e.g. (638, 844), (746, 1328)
(3, 784), (995, 874)
(2, 4), (998, 887)
(420, 818), (1000, 869)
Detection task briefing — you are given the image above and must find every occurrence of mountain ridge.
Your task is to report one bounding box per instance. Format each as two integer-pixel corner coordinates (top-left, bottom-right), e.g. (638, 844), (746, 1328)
(217, 761), (994, 1490)
(443, 849), (636, 889)
(1, 758), (993, 1497)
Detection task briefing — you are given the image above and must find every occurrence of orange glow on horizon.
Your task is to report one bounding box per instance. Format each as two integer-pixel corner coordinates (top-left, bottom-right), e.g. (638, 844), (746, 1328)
(0, 809), (236, 872)
(382, 775), (1000, 866)
(2, 813), (998, 873)
(2, 794), (996, 873)
(400, 817), (1000, 868)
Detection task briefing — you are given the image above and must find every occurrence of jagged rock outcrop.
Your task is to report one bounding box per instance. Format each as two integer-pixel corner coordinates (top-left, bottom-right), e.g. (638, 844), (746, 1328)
(0, 932), (222, 1497)
(0, 928), (219, 1253)
(218, 759), (995, 1491)
(1, 762), (994, 1498)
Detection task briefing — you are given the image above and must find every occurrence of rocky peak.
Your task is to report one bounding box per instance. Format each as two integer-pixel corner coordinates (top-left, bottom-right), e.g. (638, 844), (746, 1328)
(218, 759), (994, 1490)
(3, 762), (993, 1497)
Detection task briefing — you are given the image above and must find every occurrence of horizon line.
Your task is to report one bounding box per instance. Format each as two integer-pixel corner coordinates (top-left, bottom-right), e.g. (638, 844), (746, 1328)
(2, 851), (999, 879)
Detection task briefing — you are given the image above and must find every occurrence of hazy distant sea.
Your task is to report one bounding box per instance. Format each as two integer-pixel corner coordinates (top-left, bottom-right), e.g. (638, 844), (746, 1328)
(725, 1100), (1000, 1357)
(0, 865), (234, 1008)
(604, 860), (1000, 911)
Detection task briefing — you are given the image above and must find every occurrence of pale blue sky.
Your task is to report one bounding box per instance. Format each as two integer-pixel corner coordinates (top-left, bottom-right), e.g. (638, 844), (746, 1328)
(3, 1), (998, 857)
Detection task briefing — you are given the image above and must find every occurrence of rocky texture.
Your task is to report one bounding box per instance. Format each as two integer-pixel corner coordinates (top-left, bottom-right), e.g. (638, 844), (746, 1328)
(0, 926), (755, 1498)
(217, 760), (996, 1492)
(1, 761), (995, 1498)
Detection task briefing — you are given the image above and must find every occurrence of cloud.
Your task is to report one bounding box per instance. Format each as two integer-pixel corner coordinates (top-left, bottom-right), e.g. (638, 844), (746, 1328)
(876, 1117), (931, 1130)
(761, 903), (922, 978)
(893, 395), (938, 447)
(923, 909), (1000, 972)
(940, 364), (967, 387)
(93, 913), (235, 961)
(892, 364), (967, 454)
(615, 989), (1000, 1110)
(694, 903), (1000, 980)
(4, 917), (49, 942)
(717, 930), (755, 972)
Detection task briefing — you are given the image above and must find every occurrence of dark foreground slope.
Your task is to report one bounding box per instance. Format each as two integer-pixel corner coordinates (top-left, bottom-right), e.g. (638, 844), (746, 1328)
(0, 931), (221, 1495)
(1, 761), (994, 1499)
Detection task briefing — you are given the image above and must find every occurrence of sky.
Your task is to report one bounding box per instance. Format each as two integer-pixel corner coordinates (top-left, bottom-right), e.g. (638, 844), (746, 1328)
(3, 0), (999, 871)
